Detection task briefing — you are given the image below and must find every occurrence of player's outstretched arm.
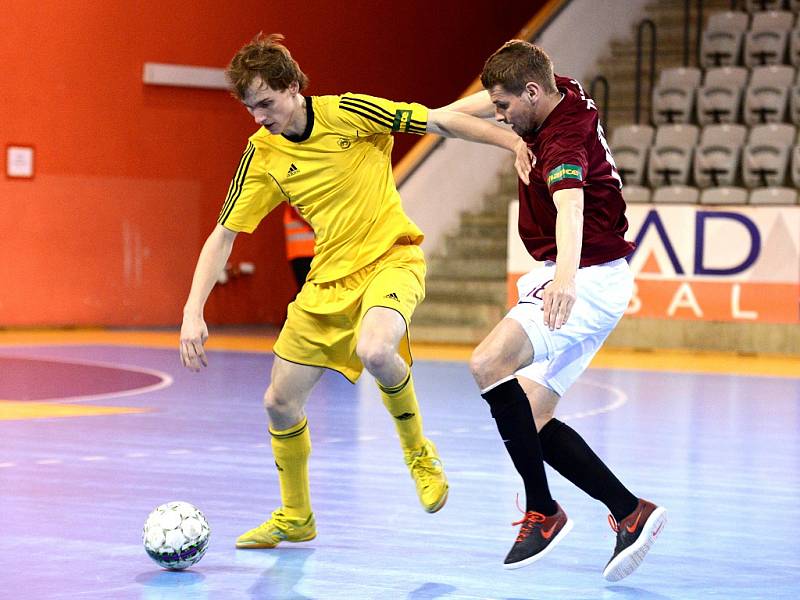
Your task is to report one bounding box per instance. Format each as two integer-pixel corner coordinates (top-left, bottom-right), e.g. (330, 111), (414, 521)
(439, 90), (495, 119)
(427, 108), (533, 184)
(180, 224), (238, 371)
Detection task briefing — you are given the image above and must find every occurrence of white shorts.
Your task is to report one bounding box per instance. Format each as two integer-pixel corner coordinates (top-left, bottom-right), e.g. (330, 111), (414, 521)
(507, 258), (633, 396)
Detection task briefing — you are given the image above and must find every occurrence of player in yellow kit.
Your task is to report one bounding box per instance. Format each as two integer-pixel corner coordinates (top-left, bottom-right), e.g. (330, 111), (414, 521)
(179, 33), (531, 548)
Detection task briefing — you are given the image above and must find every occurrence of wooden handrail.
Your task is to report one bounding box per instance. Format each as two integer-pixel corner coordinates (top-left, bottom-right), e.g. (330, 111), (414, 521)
(393, 0), (569, 187)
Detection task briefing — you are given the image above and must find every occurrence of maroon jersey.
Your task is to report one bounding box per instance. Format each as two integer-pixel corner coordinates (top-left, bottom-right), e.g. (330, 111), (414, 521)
(518, 75), (635, 266)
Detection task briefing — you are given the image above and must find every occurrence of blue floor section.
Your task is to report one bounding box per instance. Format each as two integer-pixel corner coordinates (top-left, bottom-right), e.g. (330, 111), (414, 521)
(1, 344), (799, 599)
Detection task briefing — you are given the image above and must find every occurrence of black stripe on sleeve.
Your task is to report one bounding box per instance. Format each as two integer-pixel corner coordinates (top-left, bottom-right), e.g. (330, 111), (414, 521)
(218, 142), (256, 225)
(339, 101), (394, 129)
(340, 95), (396, 120)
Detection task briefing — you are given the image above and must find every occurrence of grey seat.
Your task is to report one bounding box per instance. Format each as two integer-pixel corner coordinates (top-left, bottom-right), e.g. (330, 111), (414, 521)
(652, 67), (702, 125)
(623, 185), (651, 203)
(697, 67), (749, 125)
(744, 11), (795, 66)
(648, 125), (700, 186)
(742, 123), (796, 187)
(745, 0), (786, 12)
(743, 65), (794, 124)
(790, 141), (800, 186)
(610, 124), (655, 186)
(749, 187), (798, 204)
(699, 186), (749, 205)
(701, 11), (750, 67)
(693, 124), (748, 188)
(652, 185), (700, 204)
(788, 68), (800, 124)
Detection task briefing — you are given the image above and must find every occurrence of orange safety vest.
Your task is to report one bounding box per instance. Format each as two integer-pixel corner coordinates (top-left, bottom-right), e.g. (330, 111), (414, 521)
(282, 204), (315, 260)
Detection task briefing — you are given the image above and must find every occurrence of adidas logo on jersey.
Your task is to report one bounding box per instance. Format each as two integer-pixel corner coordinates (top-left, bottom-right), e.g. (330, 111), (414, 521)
(384, 292), (399, 302)
(287, 163), (299, 177)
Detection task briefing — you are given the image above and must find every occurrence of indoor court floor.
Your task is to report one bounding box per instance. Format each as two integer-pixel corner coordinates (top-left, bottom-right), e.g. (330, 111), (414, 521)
(0, 330), (798, 600)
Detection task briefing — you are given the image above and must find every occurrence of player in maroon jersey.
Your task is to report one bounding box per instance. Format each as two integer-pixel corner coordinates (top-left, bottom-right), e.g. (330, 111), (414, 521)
(448, 41), (666, 580)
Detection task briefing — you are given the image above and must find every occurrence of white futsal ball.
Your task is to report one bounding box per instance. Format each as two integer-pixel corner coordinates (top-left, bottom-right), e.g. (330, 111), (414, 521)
(143, 501), (210, 570)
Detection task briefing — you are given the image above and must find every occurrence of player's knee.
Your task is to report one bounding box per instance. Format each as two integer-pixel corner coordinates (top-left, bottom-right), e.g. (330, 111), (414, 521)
(263, 386), (295, 415)
(469, 347), (497, 388)
(532, 409), (554, 432)
(356, 339), (392, 374)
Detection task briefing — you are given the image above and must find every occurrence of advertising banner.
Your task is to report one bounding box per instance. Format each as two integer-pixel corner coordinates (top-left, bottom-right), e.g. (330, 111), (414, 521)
(507, 202), (800, 323)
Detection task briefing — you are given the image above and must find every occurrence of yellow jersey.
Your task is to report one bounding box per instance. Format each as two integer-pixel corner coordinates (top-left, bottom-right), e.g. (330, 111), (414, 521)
(218, 93), (428, 283)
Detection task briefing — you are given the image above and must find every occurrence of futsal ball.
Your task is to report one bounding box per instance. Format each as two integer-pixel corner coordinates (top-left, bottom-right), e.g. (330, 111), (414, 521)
(143, 501), (210, 570)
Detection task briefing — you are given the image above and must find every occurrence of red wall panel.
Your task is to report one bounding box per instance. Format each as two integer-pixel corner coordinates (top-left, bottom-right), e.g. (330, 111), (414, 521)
(0, 0), (543, 327)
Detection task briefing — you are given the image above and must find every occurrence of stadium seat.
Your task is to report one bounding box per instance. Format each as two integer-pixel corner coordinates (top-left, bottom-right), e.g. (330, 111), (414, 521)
(789, 27), (800, 65)
(699, 186), (749, 205)
(697, 66), (749, 124)
(610, 124), (654, 186)
(742, 123), (795, 187)
(749, 187), (799, 204)
(693, 124), (747, 188)
(743, 64), (794, 124)
(623, 185), (651, 203)
(652, 185), (700, 204)
(651, 67), (702, 125)
(790, 142), (800, 186)
(701, 11), (750, 67)
(744, 11), (795, 66)
(744, 0), (786, 12)
(648, 125), (699, 187)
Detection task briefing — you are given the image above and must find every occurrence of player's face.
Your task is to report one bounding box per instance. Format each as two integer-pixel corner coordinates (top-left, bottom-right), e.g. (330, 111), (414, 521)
(489, 84), (538, 137)
(242, 77), (299, 135)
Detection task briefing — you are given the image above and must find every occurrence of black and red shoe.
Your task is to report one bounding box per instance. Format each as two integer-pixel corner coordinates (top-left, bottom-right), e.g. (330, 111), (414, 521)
(603, 498), (667, 581)
(503, 502), (573, 569)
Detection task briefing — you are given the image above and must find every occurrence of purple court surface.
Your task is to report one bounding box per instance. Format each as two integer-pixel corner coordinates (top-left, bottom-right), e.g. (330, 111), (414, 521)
(1, 342), (798, 599)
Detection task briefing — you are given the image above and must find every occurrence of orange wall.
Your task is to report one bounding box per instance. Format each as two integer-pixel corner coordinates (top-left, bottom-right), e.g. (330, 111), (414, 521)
(0, 0), (542, 327)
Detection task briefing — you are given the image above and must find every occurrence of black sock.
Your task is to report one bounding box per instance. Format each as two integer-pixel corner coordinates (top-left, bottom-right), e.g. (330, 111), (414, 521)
(482, 378), (557, 515)
(539, 418), (638, 522)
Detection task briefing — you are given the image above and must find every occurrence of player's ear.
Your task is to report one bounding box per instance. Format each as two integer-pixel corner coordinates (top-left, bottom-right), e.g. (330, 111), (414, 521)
(524, 81), (539, 103)
(289, 81), (300, 95)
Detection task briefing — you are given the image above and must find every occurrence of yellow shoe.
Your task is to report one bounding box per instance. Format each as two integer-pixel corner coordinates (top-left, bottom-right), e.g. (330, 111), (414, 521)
(404, 439), (449, 513)
(235, 509), (316, 549)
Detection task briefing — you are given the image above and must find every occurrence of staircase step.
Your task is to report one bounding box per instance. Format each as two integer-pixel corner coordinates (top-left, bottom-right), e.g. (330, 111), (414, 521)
(411, 322), (493, 345)
(428, 256), (506, 280)
(441, 235), (507, 258)
(424, 278), (507, 304)
(413, 300), (503, 327)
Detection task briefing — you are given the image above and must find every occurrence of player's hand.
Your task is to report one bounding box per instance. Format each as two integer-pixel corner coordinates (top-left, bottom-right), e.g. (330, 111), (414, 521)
(513, 138), (535, 185)
(180, 315), (209, 371)
(541, 277), (576, 331)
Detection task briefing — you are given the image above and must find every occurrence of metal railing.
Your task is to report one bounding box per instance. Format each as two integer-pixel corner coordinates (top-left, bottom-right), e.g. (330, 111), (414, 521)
(589, 75), (610, 125)
(634, 18), (657, 124)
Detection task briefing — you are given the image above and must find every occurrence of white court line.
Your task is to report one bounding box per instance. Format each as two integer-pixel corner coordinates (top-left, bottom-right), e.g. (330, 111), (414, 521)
(559, 377), (629, 421)
(0, 352), (173, 404)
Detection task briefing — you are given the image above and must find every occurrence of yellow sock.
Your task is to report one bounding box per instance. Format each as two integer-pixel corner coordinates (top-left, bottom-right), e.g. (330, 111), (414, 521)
(269, 417), (312, 519)
(378, 369), (425, 452)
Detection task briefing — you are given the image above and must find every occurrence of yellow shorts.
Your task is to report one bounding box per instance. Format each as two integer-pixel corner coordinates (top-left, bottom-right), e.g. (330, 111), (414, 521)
(273, 242), (426, 383)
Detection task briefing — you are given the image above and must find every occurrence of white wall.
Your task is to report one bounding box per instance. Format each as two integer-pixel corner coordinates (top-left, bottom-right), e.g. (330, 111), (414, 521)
(400, 0), (651, 255)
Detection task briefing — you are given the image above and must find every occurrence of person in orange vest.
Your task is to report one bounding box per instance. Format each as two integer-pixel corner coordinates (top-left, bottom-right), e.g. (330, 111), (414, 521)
(282, 204), (315, 294)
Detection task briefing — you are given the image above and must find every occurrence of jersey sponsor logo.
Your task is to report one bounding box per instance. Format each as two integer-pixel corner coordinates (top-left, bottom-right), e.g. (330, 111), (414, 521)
(392, 109), (413, 132)
(547, 164), (583, 187)
(338, 137), (351, 149)
(287, 163), (299, 177)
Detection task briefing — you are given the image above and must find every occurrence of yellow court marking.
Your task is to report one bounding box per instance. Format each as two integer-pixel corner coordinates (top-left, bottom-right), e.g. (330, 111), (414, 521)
(0, 329), (797, 379)
(0, 400), (151, 421)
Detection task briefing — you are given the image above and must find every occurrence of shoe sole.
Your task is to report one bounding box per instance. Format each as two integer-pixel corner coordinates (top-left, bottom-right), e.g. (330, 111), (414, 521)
(503, 518), (574, 570)
(235, 531), (317, 549)
(424, 485), (449, 514)
(603, 507), (667, 582)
